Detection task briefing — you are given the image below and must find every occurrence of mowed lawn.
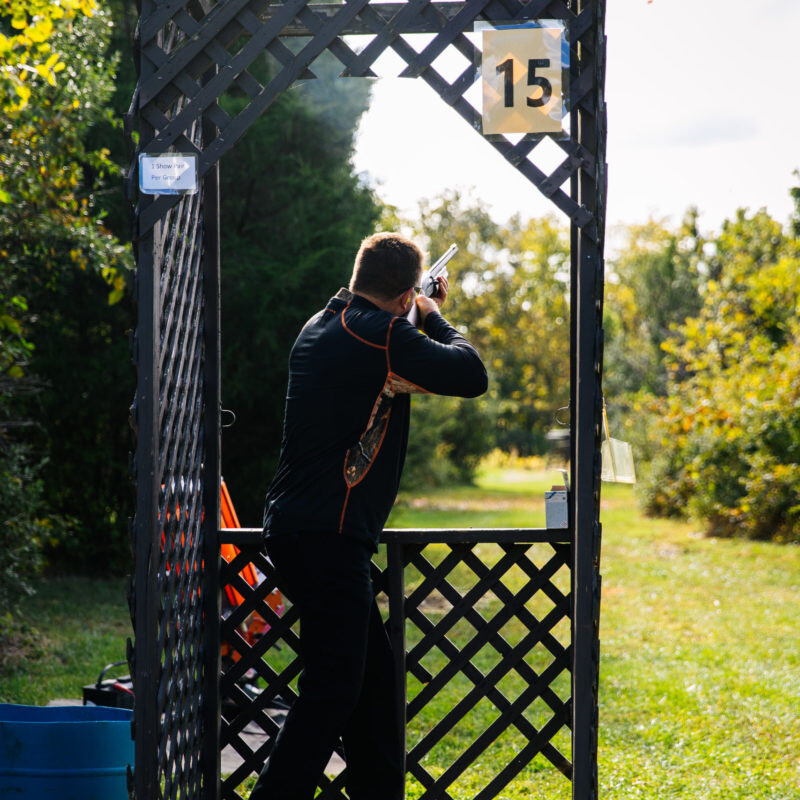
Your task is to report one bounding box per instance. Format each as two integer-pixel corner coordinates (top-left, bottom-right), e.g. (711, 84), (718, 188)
(2, 466), (798, 799)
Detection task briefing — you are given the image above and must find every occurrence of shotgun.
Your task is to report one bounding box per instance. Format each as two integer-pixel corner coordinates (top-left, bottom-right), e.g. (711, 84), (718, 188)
(407, 243), (458, 327)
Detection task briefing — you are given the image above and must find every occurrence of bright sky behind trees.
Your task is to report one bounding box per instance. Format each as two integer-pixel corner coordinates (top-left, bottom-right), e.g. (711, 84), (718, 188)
(353, 0), (800, 233)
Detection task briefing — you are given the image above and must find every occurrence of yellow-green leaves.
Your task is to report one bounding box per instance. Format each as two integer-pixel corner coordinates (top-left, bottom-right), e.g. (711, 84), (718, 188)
(0, 0), (96, 112)
(1, 6), (133, 389)
(643, 209), (800, 542)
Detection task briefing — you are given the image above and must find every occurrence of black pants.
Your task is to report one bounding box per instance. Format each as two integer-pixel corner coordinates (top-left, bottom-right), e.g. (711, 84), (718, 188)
(250, 532), (404, 800)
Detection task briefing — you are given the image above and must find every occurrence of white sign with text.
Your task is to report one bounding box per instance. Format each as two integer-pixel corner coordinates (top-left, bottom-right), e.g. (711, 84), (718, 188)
(139, 153), (199, 195)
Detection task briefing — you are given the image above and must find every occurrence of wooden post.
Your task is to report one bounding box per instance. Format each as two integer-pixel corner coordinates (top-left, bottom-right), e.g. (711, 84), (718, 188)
(571, 1), (607, 798)
(131, 3), (160, 792)
(386, 541), (407, 794)
(201, 112), (223, 800)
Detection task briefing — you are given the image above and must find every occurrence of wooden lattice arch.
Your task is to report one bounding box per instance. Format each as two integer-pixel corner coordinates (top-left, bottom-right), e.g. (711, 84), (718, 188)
(125, 0), (607, 798)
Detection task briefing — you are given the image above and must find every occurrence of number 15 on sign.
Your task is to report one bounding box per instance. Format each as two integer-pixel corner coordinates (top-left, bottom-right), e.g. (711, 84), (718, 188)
(481, 26), (566, 135)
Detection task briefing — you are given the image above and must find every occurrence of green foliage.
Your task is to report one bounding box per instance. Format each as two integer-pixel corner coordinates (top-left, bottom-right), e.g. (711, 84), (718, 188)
(638, 208), (800, 542)
(80, 0), (137, 245)
(1, 6), (127, 380)
(602, 213), (708, 497)
(0, 5), (130, 363)
(604, 210), (705, 401)
(1, 5), (135, 573)
(474, 213), (571, 454)
(25, 265), (134, 570)
(0, 446), (42, 628)
(0, 0), (97, 114)
(392, 192), (571, 488)
(402, 394), (493, 491)
(0, 444), (59, 640)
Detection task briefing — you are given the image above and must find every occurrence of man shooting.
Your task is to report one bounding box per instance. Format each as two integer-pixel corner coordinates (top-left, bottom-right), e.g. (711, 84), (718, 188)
(252, 232), (488, 800)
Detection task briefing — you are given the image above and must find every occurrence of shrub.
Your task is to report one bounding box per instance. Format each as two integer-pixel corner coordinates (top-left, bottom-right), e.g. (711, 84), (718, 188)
(0, 445), (49, 640)
(641, 210), (800, 542)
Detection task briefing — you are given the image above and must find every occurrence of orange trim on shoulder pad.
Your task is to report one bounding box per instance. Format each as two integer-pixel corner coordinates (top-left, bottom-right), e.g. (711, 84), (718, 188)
(341, 303), (387, 350)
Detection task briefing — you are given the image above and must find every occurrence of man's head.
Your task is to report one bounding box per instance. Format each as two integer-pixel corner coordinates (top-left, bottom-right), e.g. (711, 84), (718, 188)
(350, 233), (423, 302)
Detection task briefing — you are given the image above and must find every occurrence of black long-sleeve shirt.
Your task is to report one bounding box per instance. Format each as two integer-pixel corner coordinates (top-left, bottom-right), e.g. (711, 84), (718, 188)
(262, 288), (488, 550)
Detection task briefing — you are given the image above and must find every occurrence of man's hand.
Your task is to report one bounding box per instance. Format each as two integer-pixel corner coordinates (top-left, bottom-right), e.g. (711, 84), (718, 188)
(414, 276), (448, 327)
(432, 276), (448, 308)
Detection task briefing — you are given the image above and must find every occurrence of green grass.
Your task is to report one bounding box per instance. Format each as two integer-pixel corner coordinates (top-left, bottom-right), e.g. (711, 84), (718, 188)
(2, 467), (799, 800)
(0, 577), (130, 705)
(595, 488), (800, 800)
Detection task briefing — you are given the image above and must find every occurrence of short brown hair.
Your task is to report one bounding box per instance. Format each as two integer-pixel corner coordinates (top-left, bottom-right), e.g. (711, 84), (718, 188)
(350, 233), (423, 301)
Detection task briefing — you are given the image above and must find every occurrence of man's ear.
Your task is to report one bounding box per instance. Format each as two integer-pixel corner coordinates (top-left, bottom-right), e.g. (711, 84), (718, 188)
(399, 288), (414, 310)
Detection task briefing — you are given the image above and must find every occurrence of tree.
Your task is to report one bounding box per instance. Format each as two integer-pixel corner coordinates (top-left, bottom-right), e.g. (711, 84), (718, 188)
(1, 2), (124, 382)
(484, 213), (571, 453)
(603, 211), (705, 401)
(601, 212), (708, 478)
(0, 5), (134, 573)
(0, 0), (97, 116)
(391, 192), (573, 487)
(640, 207), (800, 542)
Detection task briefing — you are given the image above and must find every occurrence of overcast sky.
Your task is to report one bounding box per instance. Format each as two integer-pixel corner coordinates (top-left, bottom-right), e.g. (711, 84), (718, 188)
(351, 0), (800, 236)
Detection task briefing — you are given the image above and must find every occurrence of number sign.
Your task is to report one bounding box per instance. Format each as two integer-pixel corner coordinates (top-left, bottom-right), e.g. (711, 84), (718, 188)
(481, 25), (566, 135)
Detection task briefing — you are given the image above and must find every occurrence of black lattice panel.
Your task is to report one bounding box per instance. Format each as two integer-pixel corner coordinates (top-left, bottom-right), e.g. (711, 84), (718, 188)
(134, 0), (598, 238)
(156, 191), (208, 800)
(402, 541), (572, 799)
(217, 535), (572, 800)
(129, 104), (210, 797)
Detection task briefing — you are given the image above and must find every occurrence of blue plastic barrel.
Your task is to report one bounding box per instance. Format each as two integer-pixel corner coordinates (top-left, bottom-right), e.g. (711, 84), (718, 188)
(0, 704), (133, 799)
